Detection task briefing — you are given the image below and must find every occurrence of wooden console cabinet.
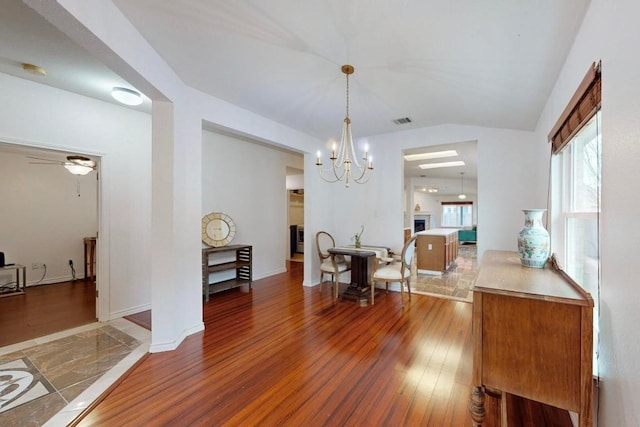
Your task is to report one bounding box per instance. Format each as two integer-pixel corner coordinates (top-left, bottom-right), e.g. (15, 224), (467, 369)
(470, 250), (594, 427)
(416, 228), (458, 274)
(202, 244), (252, 301)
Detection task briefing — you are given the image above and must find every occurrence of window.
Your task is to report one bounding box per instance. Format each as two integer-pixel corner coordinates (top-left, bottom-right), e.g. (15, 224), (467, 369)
(441, 202), (473, 227)
(559, 113), (600, 290)
(549, 62), (601, 376)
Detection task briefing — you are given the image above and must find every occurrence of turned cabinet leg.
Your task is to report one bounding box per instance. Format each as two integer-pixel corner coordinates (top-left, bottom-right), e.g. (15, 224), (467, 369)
(470, 386), (486, 426)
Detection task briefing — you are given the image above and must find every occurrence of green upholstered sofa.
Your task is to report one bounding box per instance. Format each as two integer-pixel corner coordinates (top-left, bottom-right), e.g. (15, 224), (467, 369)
(458, 226), (477, 243)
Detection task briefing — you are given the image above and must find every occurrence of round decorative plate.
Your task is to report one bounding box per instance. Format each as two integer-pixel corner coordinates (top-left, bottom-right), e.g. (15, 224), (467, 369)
(202, 212), (236, 247)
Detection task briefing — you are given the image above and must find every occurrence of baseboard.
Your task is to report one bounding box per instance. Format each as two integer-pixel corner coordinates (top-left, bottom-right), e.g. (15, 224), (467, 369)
(109, 303), (152, 320)
(254, 267), (286, 280)
(148, 321), (204, 353)
(25, 274), (83, 286)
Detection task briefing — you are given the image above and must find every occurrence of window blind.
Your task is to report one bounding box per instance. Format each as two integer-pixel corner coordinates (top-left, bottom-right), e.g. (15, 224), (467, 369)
(548, 61), (601, 154)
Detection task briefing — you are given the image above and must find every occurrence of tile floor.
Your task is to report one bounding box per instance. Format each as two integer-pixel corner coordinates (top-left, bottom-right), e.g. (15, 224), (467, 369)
(0, 318), (150, 427)
(411, 243), (478, 302)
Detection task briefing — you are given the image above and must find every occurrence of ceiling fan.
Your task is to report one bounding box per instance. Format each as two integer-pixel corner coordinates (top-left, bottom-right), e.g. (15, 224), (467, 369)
(28, 155), (96, 175)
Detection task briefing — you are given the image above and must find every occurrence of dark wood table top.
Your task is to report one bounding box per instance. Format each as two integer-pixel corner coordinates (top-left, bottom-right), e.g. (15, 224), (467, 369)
(327, 247), (377, 257)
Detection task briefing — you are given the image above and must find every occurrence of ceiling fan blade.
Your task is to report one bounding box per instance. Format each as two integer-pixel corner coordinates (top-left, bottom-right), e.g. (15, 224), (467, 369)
(28, 162), (63, 165)
(27, 155), (64, 165)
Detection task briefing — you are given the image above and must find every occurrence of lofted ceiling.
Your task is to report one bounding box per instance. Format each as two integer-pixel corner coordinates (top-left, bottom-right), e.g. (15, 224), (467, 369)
(0, 0), (590, 184)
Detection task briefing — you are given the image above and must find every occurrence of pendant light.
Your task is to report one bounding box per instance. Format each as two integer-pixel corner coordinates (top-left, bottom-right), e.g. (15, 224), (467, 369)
(315, 65), (373, 187)
(458, 172), (467, 200)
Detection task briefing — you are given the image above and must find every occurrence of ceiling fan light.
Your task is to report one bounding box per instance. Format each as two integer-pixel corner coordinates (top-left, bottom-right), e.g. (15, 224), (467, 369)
(111, 87), (143, 106)
(64, 164), (93, 175)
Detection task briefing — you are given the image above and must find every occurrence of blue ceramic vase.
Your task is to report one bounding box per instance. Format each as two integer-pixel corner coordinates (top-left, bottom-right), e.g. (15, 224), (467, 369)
(517, 209), (550, 268)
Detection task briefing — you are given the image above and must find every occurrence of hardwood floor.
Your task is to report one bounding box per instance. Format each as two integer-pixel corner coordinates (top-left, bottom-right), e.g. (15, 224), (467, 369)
(76, 262), (474, 426)
(0, 262), (571, 427)
(123, 310), (151, 330)
(0, 279), (96, 347)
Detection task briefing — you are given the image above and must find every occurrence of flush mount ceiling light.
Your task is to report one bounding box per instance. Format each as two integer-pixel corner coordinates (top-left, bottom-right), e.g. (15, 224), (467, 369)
(111, 87), (143, 106)
(22, 63), (47, 76)
(404, 150), (458, 162)
(316, 65), (373, 188)
(418, 160), (465, 170)
(458, 172), (467, 200)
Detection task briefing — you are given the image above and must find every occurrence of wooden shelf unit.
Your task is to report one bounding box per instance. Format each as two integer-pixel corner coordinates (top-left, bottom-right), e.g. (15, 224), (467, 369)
(202, 244), (252, 301)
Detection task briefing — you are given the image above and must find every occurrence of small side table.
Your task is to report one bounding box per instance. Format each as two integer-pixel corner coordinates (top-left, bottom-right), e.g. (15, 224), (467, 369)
(0, 264), (26, 297)
(83, 237), (97, 281)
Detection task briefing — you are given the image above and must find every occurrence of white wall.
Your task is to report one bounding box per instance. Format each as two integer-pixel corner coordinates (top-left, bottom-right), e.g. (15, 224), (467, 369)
(342, 125), (544, 264)
(0, 149), (97, 285)
(0, 72), (152, 319)
(534, 0), (640, 424)
(201, 130), (304, 279)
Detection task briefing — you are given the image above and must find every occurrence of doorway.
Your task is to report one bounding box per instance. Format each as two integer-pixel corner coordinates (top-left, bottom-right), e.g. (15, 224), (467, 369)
(0, 143), (98, 346)
(286, 166), (304, 264)
(403, 141), (478, 232)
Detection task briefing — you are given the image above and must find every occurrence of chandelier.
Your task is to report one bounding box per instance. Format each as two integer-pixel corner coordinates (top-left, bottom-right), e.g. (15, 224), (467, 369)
(316, 65), (373, 187)
(458, 172), (467, 200)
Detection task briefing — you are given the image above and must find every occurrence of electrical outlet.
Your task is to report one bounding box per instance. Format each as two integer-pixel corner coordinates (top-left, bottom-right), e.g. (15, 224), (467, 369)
(69, 259), (74, 266)
(31, 262), (44, 269)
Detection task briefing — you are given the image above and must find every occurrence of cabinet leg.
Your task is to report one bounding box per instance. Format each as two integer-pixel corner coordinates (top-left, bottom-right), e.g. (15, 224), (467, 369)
(470, 386), (486, 426)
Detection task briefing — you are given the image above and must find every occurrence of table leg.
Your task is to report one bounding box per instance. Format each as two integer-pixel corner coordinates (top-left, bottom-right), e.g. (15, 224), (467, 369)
(20, 265), (26, 292)
(340, 255), (374, 306)
(89, 240), (95, 280)
(470, 386), (486, 426)
(84, 239), (88, 279)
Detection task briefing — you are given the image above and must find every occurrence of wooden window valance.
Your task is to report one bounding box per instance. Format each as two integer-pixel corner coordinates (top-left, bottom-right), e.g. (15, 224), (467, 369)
(548, 61), (601, 154)
(441, 201), (473, 205)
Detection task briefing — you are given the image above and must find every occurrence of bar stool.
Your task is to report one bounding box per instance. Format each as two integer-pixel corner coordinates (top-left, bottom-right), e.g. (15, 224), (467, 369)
(83, 237), (97, 281)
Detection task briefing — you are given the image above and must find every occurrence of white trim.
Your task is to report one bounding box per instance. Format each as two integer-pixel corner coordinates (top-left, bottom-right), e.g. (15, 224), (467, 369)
(148, 323), (204, 353)
(0, 136), (104, 157)
(97, 155), (110, 322)
(254, 267), (286, 280)
(108, 303), (152, 320)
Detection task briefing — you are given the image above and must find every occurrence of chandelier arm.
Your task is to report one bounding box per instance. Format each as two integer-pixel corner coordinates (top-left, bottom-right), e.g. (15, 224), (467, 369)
(316, 164), (340, 183)
(351, 163), (373, 184)
(317, 160), (349, 183)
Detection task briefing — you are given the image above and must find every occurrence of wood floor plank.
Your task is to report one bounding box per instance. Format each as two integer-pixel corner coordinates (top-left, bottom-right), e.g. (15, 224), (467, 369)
(74, 261), (572, 427)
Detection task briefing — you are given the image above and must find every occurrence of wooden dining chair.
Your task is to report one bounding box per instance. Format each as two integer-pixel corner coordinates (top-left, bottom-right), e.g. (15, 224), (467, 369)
(316, 231), (350, 298)
(370, 235), (417, 305)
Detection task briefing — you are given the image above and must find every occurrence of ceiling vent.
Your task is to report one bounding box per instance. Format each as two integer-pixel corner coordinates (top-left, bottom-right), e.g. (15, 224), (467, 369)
(393, 117), (412, 125)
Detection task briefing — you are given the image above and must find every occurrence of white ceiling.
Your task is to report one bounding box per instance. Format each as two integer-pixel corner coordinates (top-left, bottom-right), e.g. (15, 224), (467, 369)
(0, 0), (590, 185)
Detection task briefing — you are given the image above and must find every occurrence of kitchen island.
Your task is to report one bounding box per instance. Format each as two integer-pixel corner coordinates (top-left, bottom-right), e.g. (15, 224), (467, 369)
(416, 228), (458, 274)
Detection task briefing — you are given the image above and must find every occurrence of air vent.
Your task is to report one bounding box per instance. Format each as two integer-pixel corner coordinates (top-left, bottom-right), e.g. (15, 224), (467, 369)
(393, 117), (412, 125)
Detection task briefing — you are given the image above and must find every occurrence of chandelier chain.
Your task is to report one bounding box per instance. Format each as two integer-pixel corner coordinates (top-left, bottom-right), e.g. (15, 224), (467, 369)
(345, 72), (350, 119)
